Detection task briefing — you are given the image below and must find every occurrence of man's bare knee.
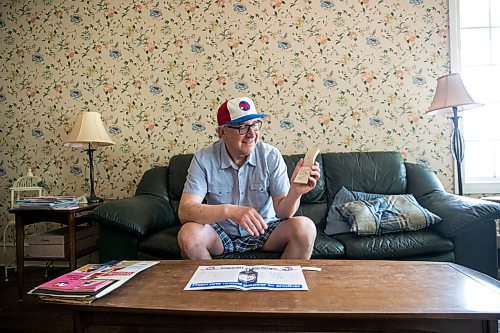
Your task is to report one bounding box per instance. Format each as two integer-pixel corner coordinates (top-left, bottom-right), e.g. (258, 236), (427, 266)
(178, 223), (223, 259)
(289, 217), (316, 240)
(178, 223), (210, 259)
(281, 217), (316, 259)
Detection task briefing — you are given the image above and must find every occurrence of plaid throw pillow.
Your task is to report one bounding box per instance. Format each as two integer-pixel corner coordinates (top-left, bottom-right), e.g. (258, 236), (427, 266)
(336, 194), (442, 236)
(324, 187), (386, 236)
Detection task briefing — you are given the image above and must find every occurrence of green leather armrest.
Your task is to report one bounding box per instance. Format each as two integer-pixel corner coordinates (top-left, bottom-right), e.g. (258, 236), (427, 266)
(417, 191), (500, 237)
(92, 195), (177, 236)
(405, 162), (445, 198)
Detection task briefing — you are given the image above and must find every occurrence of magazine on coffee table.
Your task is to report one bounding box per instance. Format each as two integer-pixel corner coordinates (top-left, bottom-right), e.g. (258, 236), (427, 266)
(184, 265), (309, 291)
(29, 260), (159, 304)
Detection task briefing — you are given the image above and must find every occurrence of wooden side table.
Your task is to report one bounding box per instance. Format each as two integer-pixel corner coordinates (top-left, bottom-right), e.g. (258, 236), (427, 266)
(8, 203), (101, 300)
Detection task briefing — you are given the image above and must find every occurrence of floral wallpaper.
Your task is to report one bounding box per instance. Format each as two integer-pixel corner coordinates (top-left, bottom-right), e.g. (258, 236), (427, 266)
(1, 0), (453, 241)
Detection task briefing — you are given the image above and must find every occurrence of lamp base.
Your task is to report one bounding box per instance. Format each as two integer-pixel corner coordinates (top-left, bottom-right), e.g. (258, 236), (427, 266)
(87, 196), (104, 204)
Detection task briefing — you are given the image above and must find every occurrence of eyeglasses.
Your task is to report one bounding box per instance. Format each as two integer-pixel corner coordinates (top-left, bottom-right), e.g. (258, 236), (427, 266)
(225, 120), (262, 135)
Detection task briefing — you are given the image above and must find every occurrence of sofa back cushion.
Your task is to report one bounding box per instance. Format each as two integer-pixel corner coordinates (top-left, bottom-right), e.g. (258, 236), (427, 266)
(167, 154), (194, 216)
(136, 166), (170, 201)
(165, 152), (407, 221)
(167, 153), (328, 201)
(322, 152), (407, 205)
(295, 202), (328, 229)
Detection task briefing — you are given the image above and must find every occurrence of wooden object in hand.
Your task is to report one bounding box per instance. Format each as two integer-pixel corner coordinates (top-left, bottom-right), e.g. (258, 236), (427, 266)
(293, 148), (320, 184)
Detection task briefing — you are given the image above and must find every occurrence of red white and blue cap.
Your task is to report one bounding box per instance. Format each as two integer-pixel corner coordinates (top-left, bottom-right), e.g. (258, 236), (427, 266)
(217, 97), (267, 126)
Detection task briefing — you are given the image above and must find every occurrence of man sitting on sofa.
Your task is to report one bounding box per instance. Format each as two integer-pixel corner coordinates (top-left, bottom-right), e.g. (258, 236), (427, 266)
(177, 97), (321, 260)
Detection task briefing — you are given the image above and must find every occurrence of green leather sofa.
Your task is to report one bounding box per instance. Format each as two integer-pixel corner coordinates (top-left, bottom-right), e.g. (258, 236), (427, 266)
(92, 151), (500, 278)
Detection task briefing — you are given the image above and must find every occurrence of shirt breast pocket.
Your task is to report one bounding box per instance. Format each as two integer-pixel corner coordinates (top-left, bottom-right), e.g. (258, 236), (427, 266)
(249, 183), (269, 209)
(207, 185), (233, 205)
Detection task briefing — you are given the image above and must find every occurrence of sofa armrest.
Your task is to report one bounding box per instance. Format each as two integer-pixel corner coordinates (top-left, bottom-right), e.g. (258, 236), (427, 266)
(417, 191), (500, 237)
(405, 162), (445, 197)
(92, 195), (177, 236)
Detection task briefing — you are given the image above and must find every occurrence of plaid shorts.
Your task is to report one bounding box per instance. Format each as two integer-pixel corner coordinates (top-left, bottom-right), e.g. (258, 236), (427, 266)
(211, 219), (281, 254)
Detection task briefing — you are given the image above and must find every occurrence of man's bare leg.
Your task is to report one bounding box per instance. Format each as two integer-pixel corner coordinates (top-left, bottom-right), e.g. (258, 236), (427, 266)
(263, 217), (316, 259)
(177, 223), (224, 259)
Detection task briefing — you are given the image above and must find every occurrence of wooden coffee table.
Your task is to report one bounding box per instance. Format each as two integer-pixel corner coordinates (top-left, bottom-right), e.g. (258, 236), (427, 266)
(50, 260), (500, 333)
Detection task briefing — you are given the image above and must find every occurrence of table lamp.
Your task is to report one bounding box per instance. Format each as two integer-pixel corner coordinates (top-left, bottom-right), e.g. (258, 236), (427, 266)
(426, 73), (483, 195)
(65, 112), (115, 203)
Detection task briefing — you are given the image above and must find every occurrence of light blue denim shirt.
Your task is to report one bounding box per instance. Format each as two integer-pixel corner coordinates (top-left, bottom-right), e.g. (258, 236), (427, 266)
(183, 140), (290, 237)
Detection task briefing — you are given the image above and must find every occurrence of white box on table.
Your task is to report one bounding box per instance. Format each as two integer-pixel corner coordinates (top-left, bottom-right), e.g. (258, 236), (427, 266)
(25, 225), (98, 258)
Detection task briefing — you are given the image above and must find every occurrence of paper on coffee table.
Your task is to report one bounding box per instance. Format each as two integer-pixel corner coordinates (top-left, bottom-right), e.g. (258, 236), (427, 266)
(184, 265), (309, 291)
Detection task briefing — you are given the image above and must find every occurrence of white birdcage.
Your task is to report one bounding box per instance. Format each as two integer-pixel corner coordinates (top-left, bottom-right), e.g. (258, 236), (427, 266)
(10, 168), (45, 208)
(2, 168), (46, 281)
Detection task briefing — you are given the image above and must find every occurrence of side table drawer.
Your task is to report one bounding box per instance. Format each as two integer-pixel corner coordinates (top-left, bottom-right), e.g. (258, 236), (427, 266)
(75, 210), (93, 223)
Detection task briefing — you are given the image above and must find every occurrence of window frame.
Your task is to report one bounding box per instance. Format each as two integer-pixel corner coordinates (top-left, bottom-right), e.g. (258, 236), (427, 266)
(448, 0), (500, 194)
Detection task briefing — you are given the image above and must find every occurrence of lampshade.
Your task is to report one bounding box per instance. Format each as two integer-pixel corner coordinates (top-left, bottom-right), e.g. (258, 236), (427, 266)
(426, 73), (483, 115)
(65, 112), (115, 148)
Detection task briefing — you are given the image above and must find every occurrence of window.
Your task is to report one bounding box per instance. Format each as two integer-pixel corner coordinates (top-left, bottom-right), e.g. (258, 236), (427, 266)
(450, 0), (500, 193)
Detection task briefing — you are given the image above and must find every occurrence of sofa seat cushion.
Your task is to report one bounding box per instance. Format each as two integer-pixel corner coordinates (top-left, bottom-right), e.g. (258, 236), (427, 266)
(212, 229), (345, 259)
(312, 232), (345, 259)
(216, 251), (281, 259)
(335, 229), (453, 259)
(138, 227), (285, 260)
(138, 226), (182, 259)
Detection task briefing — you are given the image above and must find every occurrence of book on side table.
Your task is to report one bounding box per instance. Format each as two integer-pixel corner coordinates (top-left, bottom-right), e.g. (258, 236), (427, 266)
(16, 196), (80, 210)
(29, 260), (159, 304)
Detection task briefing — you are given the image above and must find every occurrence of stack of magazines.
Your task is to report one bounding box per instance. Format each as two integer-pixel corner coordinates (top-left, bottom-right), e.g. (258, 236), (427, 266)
(29, 260), (159, 304)
(16, 196), (79, 210)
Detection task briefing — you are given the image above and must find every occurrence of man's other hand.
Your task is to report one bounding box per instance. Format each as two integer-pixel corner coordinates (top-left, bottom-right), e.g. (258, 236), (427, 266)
(229, 206), (267, 236)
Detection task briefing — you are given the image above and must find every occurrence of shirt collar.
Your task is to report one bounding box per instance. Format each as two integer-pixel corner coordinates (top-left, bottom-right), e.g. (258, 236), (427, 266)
(220, 142), (232, 169)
